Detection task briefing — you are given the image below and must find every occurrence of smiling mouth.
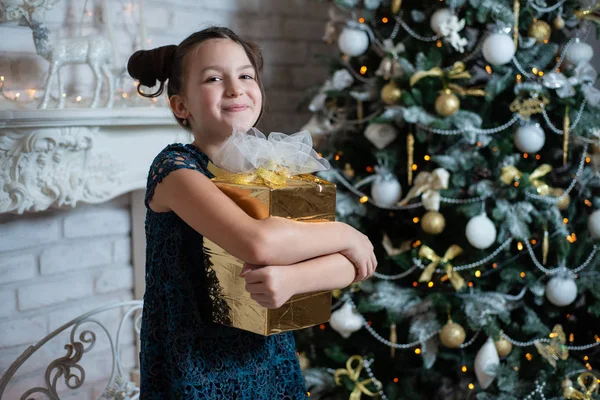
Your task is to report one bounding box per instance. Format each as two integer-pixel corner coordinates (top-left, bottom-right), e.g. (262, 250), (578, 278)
(223, 105), (249, 112)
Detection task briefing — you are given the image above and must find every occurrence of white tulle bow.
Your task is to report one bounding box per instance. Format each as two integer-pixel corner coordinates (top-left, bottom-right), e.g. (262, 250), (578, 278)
(212, 127), (331, 175)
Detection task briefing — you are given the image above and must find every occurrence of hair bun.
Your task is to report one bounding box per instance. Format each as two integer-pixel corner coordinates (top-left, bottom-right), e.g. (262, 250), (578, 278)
(127, 45), (177, 88)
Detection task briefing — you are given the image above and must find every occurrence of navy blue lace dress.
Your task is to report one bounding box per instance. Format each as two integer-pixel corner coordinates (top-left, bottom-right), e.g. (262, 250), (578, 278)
(139, 143), (308, 399)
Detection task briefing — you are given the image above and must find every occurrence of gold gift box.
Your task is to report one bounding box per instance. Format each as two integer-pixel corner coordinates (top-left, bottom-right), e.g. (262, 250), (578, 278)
(203, 164), (336, 336)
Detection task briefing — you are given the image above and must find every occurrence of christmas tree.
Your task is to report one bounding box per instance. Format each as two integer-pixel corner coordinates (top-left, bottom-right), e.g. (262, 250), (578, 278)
(295, 0), (600, 398)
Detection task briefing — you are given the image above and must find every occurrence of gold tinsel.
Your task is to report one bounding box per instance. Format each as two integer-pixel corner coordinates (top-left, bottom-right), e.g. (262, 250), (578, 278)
(407, 132), (415, 185)
(392, 0), (402, 14)
(390, 323), (397, 358)
(563, 372), (599, 400)
(509, 95), (550, 118)
(564, 105), (570, 166)
(543, 228), (549, 265)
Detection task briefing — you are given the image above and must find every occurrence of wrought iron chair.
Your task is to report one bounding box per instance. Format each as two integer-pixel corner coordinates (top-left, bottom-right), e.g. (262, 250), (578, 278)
(0, 301), (143, 400)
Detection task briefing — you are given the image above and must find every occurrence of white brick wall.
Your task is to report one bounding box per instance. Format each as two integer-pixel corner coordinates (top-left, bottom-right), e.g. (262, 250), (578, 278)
(0, 195), (135, 398)
(0, 0), (335, 397)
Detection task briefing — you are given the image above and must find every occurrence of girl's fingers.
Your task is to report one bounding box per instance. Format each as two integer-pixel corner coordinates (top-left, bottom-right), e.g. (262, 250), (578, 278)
(245, 282), (266, 294)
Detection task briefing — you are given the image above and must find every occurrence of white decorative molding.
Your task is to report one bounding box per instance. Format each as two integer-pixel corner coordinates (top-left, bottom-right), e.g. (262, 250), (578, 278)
(0, 107), (187, 214)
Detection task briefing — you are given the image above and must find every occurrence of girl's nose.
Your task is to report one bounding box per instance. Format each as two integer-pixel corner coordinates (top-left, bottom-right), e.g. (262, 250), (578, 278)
(226, 80), (243, 98)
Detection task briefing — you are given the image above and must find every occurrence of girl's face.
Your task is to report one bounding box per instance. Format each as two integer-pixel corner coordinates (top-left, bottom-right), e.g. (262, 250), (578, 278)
(175, 39), (263, 140)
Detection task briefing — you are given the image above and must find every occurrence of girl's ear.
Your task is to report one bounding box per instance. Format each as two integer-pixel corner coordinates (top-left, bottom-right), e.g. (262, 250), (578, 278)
(169, 95), (188, 120)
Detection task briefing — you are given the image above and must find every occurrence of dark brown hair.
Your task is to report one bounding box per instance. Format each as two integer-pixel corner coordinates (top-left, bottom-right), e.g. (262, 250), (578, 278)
(127, 27), (265, 130)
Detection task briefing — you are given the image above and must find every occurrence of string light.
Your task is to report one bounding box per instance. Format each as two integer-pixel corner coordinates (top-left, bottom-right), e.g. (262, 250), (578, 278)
(360, 66), (368, 74)
(516, 74), (522, 83)
(14, 92), (20, 99)
(468, 383), (475, 390)
(75, 96), (82, 102)
(359, 17), (365, 23)
(586, 156), (591, 163)
(424, 155), (431, 161)
(412, 281), (418, 287)
(393, 378), (399, 383)
(462, 366), (468, 372)
(532, 67), (539, 74)
(413, 217), (420, 223)
(492, 263), (498, 268)
(564, 218), (569, 224)
(415, 348), (421, 354)
(412, 164), (418, 171)
(517, 242), (524, 251)
(62, 93), (66, 98)
(526, 353), (533, 361)
(475, 270), (481, 278)
(520, 272), (526, 278)
(531, 239), (537, 245)
(360, 196), (369, 203)
(468, 281), (474, 287)
(382, 17), (389, 23)
(366, 166), (374, 173)
(334, 154), (341, 161)
(587, 199), (594, 207)
(428, 281), (434, 288)
(523, 153), (529, 159)
(535, 154), (541, 160)
(412, 240), (422, 247)
(436, 40), (442, 47)
(485, 65), (492, 74)
(319, 324), (326, 330)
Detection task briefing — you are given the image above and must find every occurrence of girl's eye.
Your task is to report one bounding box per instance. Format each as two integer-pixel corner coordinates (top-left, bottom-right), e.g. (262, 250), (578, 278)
(240, 74), (254, 80)
(206, 77), (222, 82)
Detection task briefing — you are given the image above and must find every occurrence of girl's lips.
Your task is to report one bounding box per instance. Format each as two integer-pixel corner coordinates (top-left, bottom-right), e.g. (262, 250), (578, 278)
(223, 105), (249, 112)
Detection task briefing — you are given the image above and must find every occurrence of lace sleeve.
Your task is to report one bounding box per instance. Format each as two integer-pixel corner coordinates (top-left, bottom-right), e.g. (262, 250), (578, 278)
(144, 144), (207, 209)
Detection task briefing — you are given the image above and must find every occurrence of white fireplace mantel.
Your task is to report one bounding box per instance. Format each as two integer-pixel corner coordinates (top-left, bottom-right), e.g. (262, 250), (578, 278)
(0, 107), (188, 214)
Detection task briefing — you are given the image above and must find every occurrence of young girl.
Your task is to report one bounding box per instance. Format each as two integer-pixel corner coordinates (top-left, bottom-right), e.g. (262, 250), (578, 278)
(127, 27), (377, 399)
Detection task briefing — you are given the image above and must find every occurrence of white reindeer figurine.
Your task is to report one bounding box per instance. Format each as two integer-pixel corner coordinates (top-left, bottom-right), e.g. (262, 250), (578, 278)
(21, 5), (115, 109)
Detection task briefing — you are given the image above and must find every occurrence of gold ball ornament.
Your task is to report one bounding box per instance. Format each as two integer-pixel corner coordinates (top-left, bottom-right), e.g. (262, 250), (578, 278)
(553, 15), (565, 29)
(381, 80), (402, 105)
(421, 210), (446, 235)
(435, 89), (460, 117)
(528, 19), (552, 43)
(440, 320), (466, 348)
(494, 337), (513, 358)
(552, 188), (571, 210)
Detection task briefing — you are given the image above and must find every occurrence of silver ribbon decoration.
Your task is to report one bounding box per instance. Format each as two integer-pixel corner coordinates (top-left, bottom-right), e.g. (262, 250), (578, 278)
(375, 39), (405, 79)
(543, 63), (600, 106)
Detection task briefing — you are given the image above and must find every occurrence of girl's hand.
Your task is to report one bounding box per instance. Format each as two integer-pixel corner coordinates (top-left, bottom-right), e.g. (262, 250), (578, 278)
(241, 263), (297, 309)
(340, 226), (377, 282)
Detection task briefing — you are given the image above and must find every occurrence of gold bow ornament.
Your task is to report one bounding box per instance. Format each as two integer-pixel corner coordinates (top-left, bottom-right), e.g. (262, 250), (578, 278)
(410, 62), (487, 100)
(418, 245), (465, 291)
(334, 355), (382, 400)
(563, 372), (599, 400)
(575, 2), (600, 24)
(399, 168), (450, 211)
(534, 324), (569, 368)
(500, 164), (553, 195)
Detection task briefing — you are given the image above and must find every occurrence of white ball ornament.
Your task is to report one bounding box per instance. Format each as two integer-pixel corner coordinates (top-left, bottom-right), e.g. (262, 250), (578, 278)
(546, 276), (578, 306)
(482, 33), (516, 66)
(371, 174), (402, 207)
(430, 8), (453, 35)
(588, 210), (600, 239)
(329, 302), (363, 338)
(565, 40), (593, 67)
(465, 213), (497, 250)
(514, 123), (545, 153)
(338, 25), (370, 57)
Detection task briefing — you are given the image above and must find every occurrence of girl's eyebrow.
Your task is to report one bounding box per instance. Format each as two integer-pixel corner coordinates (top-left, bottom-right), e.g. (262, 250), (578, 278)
(200, 64), (254, 73)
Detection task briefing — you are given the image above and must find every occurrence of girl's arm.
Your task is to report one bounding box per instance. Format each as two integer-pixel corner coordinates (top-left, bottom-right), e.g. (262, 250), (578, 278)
(242, 253), (358, 309)
(152, 168), (375, 275)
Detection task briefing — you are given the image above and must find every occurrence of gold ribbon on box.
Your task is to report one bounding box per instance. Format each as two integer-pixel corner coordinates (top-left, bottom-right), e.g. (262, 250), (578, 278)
(209, 162), (325, 189)
(334, 355), (381, 400)
(575, 2), (600, 24)
(500, 164), (553, 196)
(563, 372), (599, 400)
(410, 62), (487, 97)
(418, 245), (465, 291)
(399, 168), (449, 211)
